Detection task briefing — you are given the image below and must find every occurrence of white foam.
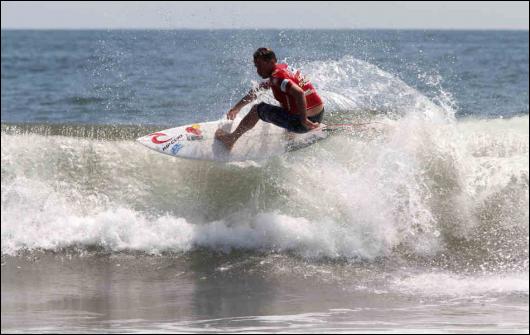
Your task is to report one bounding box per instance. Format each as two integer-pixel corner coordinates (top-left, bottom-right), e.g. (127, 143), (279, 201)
(0, 196), (387, 258)
(392, 272), (529, 297)
(2, 117), (529, 259)
(1, 57), (528, 262)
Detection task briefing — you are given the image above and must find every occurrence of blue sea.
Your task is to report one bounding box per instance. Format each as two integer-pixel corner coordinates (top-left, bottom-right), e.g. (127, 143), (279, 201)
(1, 30), (529, 333)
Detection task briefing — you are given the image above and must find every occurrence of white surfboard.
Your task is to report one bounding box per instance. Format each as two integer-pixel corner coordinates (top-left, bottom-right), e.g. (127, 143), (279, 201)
(136, 119), (328, 162)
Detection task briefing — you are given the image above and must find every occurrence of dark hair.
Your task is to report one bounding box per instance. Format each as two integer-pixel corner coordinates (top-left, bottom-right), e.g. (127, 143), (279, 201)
(253, 48), (277, 62)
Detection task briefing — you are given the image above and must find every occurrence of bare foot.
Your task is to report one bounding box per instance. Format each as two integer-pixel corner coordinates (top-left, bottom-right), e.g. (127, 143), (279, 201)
(215, 129), (236, 151)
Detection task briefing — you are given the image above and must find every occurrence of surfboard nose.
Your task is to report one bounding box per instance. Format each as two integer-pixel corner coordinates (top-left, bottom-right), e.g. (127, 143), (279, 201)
(136, 135), (158, 150)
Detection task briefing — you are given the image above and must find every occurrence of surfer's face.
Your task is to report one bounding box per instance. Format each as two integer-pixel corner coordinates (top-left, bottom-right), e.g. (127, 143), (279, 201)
(254, 58), (275, 79)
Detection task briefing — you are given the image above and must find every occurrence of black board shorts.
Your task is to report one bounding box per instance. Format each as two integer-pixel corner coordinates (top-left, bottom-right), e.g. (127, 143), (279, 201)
(256, 102), (324, 133)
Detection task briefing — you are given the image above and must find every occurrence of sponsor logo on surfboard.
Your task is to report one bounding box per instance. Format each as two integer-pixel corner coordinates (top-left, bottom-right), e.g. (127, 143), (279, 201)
(149, 132), (171, 144)
(162, 135), (184, 151)
(185, 124), (203, 140)
(170, 143), (184, 155)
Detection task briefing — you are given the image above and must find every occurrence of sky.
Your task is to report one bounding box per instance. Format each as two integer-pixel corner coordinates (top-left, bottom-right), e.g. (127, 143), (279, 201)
(1, 1), (529, 30)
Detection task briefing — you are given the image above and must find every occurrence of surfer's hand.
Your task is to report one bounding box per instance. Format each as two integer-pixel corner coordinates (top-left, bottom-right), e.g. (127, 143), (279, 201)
(302, 118), (319, 130)
(227, 108), (239, 120)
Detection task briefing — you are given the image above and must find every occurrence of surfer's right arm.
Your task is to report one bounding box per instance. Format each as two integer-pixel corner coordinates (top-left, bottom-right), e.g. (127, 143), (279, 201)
(226, 81), (270, 120)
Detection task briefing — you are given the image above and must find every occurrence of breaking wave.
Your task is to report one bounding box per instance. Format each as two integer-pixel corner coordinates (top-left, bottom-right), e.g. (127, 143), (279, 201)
(1, 57), (528, 275)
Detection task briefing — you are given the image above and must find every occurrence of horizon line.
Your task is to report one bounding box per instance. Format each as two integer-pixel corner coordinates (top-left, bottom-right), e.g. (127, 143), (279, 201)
(2, 27), (529, 32)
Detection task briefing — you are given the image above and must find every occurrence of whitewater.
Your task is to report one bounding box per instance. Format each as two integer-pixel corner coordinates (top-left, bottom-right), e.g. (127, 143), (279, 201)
(2, 58), (528, 267)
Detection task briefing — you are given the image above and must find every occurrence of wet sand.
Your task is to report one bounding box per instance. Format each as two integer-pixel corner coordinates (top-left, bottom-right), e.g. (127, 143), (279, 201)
(2, 253), (528, 333)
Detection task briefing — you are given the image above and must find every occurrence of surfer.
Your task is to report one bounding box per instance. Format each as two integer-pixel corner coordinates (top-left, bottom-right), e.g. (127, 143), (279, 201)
(215, 48), (324, 150)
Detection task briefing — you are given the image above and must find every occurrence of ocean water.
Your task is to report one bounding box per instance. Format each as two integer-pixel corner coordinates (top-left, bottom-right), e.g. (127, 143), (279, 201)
(1, 30), (529, 333)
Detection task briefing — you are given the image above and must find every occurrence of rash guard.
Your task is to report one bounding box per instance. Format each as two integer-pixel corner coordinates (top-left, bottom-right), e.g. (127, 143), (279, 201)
(260, 63), (323, 115)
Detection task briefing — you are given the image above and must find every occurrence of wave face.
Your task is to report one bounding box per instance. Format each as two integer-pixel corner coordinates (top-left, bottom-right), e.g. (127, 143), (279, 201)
(1, 58), (528, 276)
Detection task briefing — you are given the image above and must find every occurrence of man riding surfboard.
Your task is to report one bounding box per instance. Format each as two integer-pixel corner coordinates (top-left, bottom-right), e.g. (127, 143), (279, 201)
(215, 48), (325, 150)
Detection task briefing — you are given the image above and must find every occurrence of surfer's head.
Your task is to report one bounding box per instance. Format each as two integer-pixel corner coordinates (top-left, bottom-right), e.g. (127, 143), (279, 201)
(253, 48), (277, 79)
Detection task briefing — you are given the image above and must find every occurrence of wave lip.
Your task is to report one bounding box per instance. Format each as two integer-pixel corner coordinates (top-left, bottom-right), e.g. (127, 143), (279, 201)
(1, 123), (161, 140)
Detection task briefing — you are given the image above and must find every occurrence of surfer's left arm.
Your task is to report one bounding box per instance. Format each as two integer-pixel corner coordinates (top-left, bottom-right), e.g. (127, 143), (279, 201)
(287, 84), (319, 130)
(226, 82), (270, 120)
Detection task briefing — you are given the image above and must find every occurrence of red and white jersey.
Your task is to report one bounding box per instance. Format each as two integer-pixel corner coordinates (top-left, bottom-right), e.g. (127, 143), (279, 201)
(259, 63), (323, 115)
